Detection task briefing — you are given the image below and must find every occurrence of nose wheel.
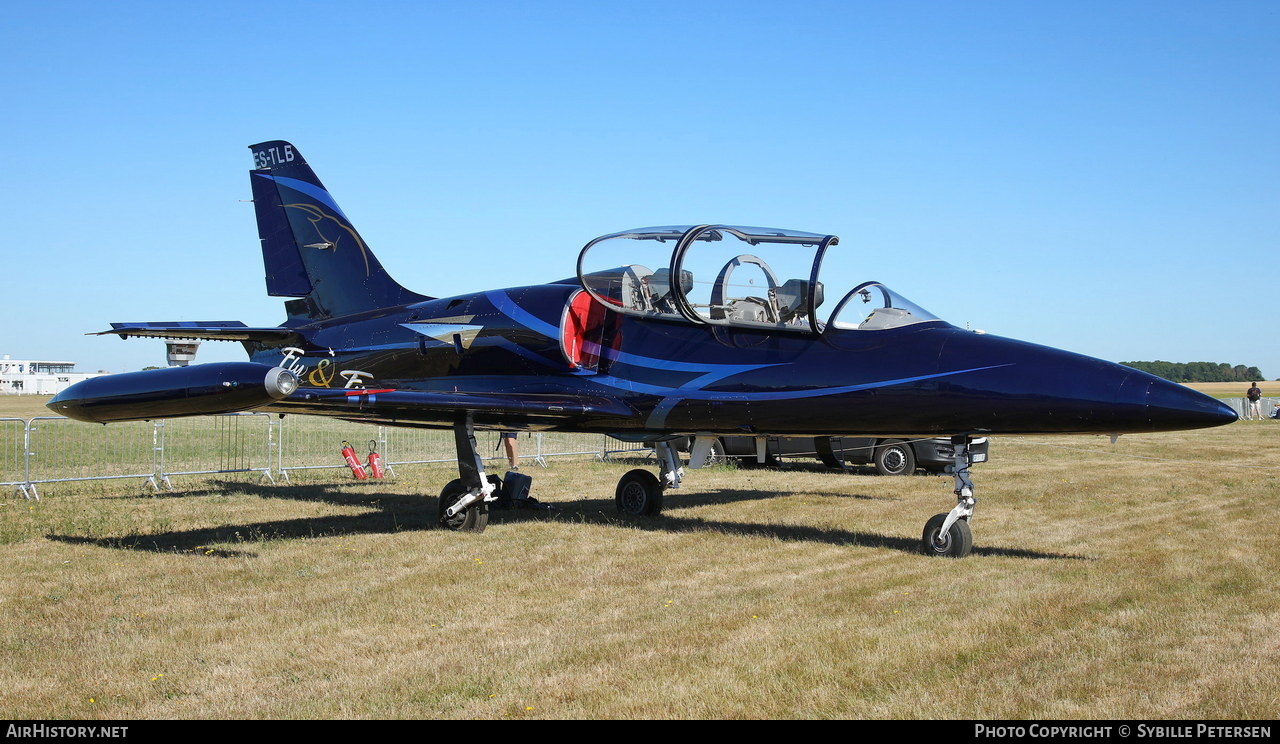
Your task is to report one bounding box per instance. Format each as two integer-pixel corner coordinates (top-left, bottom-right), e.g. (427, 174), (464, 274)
(921, 435), (978, 558)
(922, 513), (972, 557)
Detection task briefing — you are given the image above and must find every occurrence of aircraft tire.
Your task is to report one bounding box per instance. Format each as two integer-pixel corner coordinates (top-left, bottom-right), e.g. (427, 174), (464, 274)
(439, 478), (490, 533)
(874, 440), (916, 476)
(921, 513), (972, 558)
(616, 469), (663, 516)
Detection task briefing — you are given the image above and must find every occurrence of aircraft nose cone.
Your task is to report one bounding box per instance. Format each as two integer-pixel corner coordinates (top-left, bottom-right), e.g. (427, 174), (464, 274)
(1143, 378), (1238, 430)
(47, 386), (95, 423)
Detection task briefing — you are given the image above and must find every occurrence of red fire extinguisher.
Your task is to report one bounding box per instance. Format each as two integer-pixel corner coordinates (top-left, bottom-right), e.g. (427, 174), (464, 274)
(341, 440), (368, 480)
(366, 439), (385, 479)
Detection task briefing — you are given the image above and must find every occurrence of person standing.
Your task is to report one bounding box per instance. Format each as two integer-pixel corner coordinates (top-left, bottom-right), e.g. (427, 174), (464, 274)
(500, 431), (520, 469)
(1246, 382), (1263, 420)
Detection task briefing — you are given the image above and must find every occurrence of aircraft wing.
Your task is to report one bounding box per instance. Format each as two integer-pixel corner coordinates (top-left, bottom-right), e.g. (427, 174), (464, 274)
(93, 321), (301, 344)
(49, 361), (636, 424)
(277, 387), (636, 420)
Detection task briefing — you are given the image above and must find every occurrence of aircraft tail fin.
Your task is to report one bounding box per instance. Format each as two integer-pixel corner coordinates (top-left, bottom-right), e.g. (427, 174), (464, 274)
(248, 141), (429, 321)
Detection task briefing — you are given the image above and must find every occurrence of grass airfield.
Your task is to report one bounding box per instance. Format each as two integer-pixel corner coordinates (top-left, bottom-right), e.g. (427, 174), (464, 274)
(2, 400), (1277, 719)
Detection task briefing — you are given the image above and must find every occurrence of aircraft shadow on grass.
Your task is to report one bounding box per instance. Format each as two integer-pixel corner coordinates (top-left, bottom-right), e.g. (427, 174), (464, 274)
(46, 480), (1088, 561)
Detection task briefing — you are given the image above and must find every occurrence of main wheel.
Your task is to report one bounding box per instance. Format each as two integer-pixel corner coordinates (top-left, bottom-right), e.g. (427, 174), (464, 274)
(615, 469), (663, 516)
(922, 513), (972, 558)
(438, 478), (490, 533)
(874, 439), (916, 476)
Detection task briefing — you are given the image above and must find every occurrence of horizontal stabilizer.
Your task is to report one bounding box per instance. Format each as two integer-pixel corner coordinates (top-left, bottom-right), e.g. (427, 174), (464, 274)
(95, 322), (300, 344)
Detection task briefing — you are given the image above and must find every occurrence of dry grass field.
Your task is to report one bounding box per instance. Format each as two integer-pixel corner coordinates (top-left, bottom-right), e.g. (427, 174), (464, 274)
(1, 397), (1277, 719)
(1187, 381), (1275, 400)
(0, 395), (57, 420)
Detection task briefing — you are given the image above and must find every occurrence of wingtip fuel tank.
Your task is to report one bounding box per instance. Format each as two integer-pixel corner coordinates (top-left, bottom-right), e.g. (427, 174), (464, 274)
(48, 363), (299, 424)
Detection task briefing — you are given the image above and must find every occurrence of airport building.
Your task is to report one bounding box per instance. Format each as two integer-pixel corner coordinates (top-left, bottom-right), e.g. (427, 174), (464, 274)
(0, 355), (106, 395)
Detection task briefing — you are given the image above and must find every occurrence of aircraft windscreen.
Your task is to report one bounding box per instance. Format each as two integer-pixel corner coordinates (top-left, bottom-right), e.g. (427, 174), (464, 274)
(827, 282), (941, 331)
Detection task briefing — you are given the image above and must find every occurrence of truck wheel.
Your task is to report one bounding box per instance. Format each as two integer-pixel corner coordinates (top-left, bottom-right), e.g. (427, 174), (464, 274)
(701, 439), (727, 467)
(874, 440), (916, 476)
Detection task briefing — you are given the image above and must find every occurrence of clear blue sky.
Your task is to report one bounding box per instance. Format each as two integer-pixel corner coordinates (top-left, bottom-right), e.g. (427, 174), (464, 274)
(3, 1), (1276, 380)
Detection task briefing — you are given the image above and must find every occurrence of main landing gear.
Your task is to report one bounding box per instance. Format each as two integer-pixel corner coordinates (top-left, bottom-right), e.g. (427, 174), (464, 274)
(615, 439), (683, 517)
(922, 435), (978, 558)
(615, 435), (984, 558)
(446, 426), (981, 556)
(438, 413), (500, 533)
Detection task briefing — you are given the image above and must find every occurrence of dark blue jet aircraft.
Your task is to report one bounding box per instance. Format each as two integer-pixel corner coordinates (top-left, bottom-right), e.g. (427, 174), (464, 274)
(49, 140), (1237, 557)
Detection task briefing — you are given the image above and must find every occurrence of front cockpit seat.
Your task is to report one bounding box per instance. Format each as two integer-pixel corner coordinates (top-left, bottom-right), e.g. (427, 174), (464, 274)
(775, 279), (824, 324)
(645, 268), (693, 315)
(619, 265), (653, 312)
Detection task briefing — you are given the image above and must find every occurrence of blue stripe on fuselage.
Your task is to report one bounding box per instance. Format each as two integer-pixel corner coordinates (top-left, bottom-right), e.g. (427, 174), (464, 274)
(481, 288), (1013, 423)
(636, 364), (1015, 428)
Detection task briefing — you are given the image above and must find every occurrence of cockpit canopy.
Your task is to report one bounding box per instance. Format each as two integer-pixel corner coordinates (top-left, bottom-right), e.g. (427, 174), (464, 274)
(576, 224), (943, 334)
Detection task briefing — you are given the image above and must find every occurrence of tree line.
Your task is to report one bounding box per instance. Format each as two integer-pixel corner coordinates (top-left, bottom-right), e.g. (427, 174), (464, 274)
(1120, 361), (1267, 383)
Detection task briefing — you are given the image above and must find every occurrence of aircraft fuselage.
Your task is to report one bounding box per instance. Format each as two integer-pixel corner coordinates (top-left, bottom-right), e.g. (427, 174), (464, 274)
(236, 281), (1234, 439)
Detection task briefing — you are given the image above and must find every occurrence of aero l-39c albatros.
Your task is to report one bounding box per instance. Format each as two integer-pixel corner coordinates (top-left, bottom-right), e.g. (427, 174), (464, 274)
(49, 141), (1237, 557)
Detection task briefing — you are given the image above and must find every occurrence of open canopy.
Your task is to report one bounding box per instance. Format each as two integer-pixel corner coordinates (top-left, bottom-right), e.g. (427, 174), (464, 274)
(576, 224), (943, 335)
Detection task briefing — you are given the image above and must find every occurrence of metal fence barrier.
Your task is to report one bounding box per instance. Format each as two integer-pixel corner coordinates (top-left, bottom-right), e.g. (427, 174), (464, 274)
(0, 418), (31, 499)
(531, 431), (603, 465)
(1226, 396), (1278, 420)
(600, 435), (653, 460)
(154, 413), (277, 487)
(277, 413), (373, 479)
(2, 413), (634, 498)
(25, 417), (159, 498)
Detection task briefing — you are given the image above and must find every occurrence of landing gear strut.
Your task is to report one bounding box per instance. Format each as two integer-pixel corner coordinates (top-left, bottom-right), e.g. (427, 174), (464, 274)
(438, 413), (499, 532)
(615, 439), (682, 516)
(922, 435), (977, 558)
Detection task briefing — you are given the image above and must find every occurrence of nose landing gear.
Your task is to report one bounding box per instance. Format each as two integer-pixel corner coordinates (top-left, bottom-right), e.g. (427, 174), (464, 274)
(922, 435), (978, 558)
